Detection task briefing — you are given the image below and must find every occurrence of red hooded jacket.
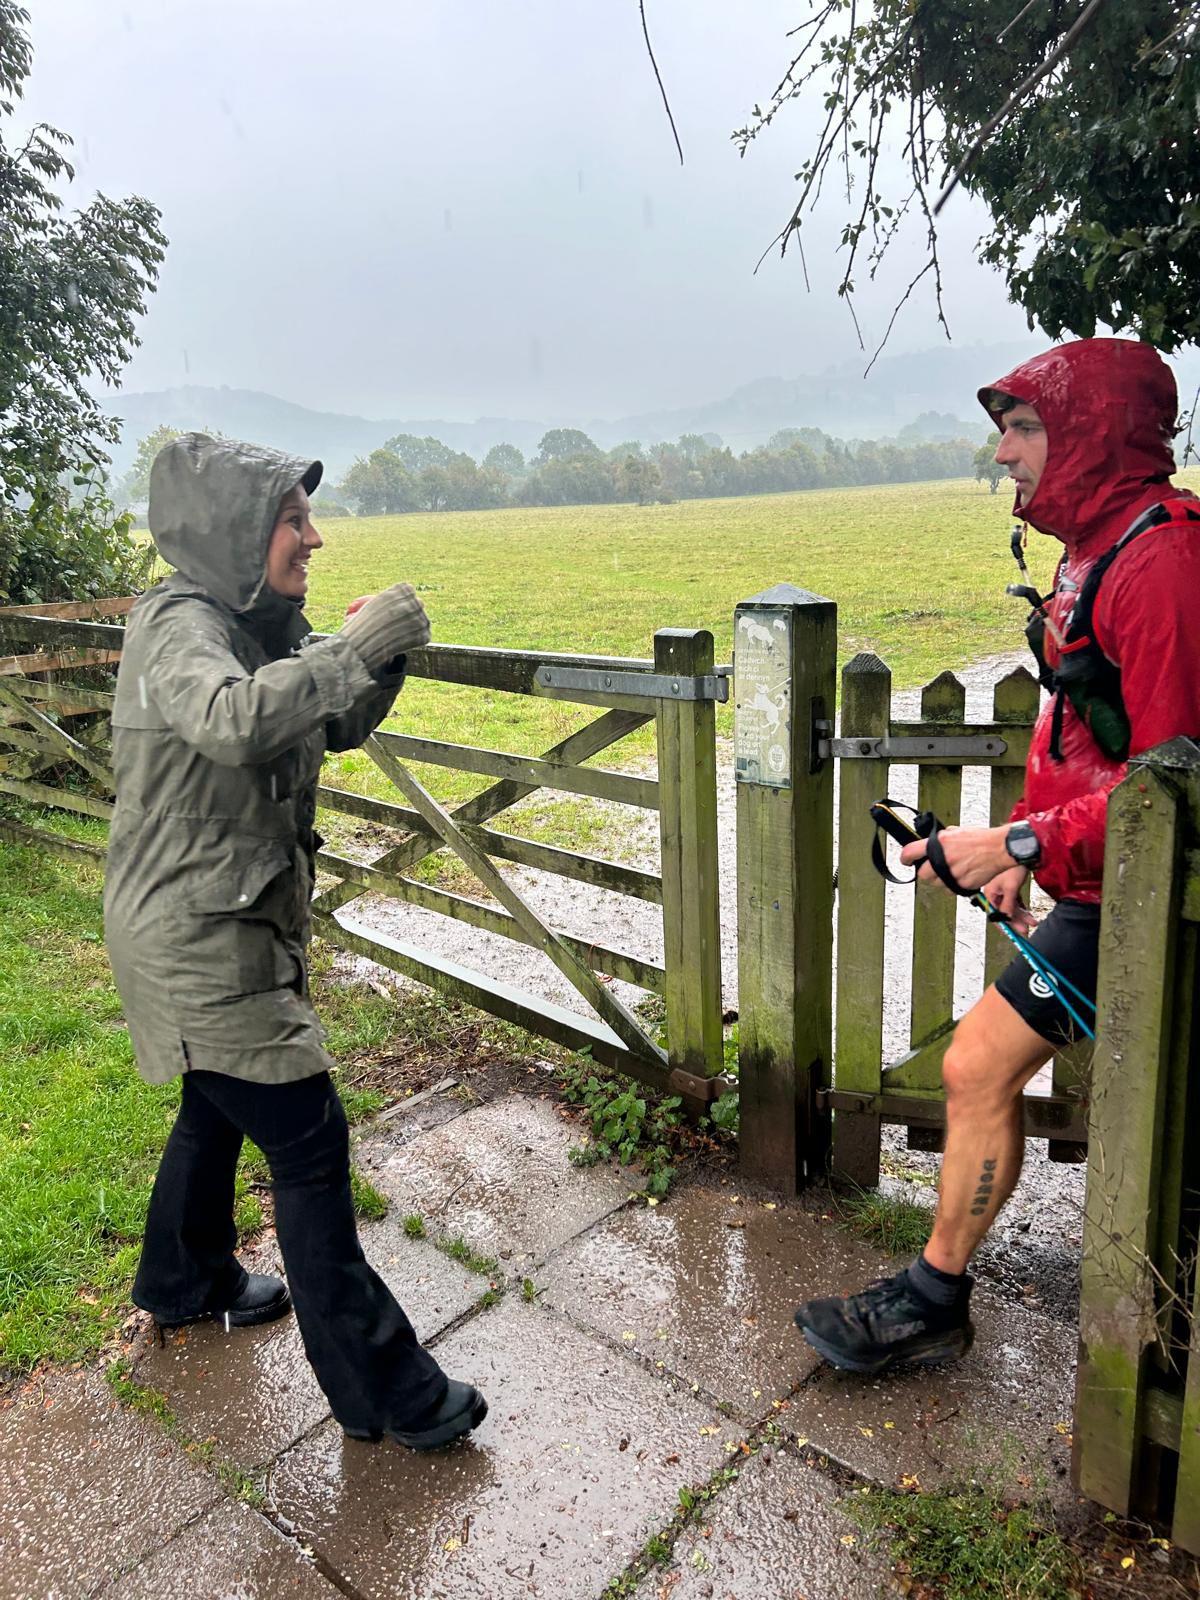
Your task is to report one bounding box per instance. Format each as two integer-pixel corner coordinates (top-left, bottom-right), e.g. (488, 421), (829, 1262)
(979, 339), (1200, 904)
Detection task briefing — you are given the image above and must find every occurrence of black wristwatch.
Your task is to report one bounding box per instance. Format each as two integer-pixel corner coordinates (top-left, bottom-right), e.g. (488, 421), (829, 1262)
(1005, 821), (1041, 868)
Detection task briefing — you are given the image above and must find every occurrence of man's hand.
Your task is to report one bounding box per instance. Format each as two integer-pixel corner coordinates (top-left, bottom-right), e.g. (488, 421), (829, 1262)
(899, 823), (1014, 894)
(981, 864), (1037, 935)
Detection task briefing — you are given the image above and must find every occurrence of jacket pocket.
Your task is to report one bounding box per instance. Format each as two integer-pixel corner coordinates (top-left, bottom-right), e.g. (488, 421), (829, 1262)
(185, 848), (293, 914)
(172, 846), (298, 997)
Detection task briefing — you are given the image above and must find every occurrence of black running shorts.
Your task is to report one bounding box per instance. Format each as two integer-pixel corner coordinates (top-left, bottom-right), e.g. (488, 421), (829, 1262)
(992, 899), (1100, 1047)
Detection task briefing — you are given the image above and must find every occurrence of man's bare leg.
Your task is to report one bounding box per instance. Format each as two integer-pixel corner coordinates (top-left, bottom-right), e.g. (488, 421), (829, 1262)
(923, 986), (1054, 1275)
(795, 985), (1055, 1372)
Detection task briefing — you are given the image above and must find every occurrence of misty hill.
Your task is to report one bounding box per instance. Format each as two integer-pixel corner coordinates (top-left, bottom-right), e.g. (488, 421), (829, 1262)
(109, 337), (1170, 482)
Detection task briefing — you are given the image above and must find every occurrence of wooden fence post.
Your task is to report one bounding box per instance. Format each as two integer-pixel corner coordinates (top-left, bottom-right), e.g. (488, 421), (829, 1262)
(1075, 752), (1184, 1515)
(655, 628), (725, 1099)
(735, 584), (837, 1192)
(830, 653), (892, 1186)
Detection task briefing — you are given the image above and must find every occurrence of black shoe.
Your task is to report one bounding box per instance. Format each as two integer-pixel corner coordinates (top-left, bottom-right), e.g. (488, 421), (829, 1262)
(794, 1267), (974, 1374)
(343, 1380), (489, 1451)
(161, 1273), (292, 1333)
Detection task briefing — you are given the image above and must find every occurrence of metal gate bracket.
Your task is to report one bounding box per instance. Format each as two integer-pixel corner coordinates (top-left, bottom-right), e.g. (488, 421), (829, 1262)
(536, 665), (730, 703)
(820, 733), (1008, 760)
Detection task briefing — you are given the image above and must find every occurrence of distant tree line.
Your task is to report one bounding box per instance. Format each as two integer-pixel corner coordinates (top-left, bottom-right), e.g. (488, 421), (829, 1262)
(119, 421), (985, 521)
(331, 425), (980, 516)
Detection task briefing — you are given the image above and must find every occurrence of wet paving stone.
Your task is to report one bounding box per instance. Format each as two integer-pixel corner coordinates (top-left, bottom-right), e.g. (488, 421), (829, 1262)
(134, 1220), (483, 1468)
(270, 1298), (740, 1600)
(782, 1295), (1077, 1499)
(358, 1094), (632, 1271)
(541, 1184), (891, 1417)
(106, 1501), (339, 1598)
(634, 1445), (891, 1600)
(0, 1372), (218, 1599)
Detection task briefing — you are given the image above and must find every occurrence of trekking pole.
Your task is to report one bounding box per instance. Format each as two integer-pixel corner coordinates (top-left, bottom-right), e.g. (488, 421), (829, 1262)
(869, 800), (1096, 1040)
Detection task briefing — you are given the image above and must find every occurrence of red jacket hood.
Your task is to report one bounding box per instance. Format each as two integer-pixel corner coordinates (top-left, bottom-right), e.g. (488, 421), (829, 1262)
(979, 338), (1179, 552)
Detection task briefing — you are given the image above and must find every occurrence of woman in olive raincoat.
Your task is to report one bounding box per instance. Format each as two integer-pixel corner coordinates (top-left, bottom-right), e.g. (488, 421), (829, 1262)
(104, 433), (487, 1449)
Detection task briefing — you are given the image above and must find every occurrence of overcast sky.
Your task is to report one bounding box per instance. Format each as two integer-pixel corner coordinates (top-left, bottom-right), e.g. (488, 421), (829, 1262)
(26, 0), (1036, 421)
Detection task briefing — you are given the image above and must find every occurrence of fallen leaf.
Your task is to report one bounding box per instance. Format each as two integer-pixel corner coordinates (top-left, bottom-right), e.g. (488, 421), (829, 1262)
(699, 1424), (720, 1436)
(841, 1534), (857, 1546)
(622, 1331), (637, 1343)
(443, 1537), (462, 1553)
(1121, 1557), (1135, 1570)
(883, 1421), (895, 1430)
(858, 1426), (874, 1438)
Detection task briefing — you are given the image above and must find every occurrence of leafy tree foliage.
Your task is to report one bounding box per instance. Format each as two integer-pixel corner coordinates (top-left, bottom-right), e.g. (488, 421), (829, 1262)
(118, 424), (180, 505)
(535, 428), (601, 464)
(342, 449), (419, 515)
(0, 1), (165, 599)
(381, 433), (458, 474)
(738, 3), (1200, 351)
(483, 441), (525, 476)
(975, 430), (1005, 493)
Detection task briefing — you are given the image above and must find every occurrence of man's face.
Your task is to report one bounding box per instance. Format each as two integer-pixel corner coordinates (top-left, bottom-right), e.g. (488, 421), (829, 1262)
(994, 402), (1048, 507)
(265, 486), (323, 599)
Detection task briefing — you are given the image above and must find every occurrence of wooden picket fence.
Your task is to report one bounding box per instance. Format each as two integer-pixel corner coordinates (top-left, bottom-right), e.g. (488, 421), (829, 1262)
(826, 649), (1090, 1183)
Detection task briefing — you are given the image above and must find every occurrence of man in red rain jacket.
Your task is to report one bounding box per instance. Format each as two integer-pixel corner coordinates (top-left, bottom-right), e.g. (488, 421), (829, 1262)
(796, 338), (1200, 1373)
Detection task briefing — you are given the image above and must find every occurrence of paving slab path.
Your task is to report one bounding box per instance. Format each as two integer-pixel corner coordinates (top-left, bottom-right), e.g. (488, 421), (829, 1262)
(0, 1089), (1102, 1599)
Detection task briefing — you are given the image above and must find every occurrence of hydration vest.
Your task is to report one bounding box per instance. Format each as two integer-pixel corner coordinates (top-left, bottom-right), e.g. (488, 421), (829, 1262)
(1025, 501), (1200, 763)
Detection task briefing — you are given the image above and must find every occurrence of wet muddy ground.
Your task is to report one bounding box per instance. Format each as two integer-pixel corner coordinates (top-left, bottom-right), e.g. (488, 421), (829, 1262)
(2, 1084), (1193, 1598)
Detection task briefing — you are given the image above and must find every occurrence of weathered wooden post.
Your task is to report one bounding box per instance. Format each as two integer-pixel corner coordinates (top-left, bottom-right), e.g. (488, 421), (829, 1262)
(655, 628), (725, 1101)
(830, 653), (891, 1185)
(1074, 739), (1197, 1529)
(734, 584), (837, 1191)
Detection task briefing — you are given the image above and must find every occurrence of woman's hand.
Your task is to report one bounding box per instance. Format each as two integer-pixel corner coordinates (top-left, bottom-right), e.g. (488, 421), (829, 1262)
(899, 823), (1015, 894)
(345, 595), (373, 617)
(980, 864), (1037, 935)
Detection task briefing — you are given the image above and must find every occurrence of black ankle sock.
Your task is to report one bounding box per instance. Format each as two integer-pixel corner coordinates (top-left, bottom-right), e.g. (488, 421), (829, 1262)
(907, 1252), (969, 1308)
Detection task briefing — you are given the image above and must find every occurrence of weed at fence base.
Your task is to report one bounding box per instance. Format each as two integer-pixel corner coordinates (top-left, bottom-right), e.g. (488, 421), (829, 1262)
(846, 1483), (1086, 1600)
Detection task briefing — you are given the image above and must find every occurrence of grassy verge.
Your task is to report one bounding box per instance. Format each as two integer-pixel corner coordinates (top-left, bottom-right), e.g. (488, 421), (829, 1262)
(847, 1484), (1086, 1599)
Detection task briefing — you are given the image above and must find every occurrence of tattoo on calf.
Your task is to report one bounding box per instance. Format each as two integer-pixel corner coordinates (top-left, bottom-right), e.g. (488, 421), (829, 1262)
(970, 1158), (998, 1217)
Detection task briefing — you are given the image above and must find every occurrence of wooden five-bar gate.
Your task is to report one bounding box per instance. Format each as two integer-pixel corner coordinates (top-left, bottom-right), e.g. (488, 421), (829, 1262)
(2, 588), (1199, 1541)
(0, 605), (733, 1117)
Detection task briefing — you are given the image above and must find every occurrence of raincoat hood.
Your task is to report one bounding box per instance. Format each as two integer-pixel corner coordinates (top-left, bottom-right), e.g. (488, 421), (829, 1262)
(978, 338), (1179, 550)
(148, 433), (323, 612)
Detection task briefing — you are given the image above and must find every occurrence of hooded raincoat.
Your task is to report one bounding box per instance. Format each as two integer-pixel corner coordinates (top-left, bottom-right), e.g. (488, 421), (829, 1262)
(979, 339), (1200, 903)
(104, 434), (402, 1085)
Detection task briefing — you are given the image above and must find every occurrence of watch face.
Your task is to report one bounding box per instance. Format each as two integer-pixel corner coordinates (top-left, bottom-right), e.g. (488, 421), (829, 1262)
(1009, 827), (1038, 864)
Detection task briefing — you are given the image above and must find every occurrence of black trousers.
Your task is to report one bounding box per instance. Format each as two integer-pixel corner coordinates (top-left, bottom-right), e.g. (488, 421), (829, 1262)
(132, 1069), (446, 1435)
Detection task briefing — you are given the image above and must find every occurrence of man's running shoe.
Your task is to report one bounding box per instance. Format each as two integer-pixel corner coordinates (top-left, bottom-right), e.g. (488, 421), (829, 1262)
(794, 1267), (974, 1374)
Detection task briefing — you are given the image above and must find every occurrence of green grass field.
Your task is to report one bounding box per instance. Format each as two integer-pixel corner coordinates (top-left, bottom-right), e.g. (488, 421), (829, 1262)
(306, 475), (1063, 813)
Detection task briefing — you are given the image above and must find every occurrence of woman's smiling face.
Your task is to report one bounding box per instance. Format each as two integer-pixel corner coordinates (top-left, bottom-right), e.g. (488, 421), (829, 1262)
(265, 485), (323, 599)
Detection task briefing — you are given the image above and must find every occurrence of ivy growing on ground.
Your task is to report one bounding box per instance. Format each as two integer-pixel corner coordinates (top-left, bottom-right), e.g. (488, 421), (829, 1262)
(559, 1060), (682, 1198)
